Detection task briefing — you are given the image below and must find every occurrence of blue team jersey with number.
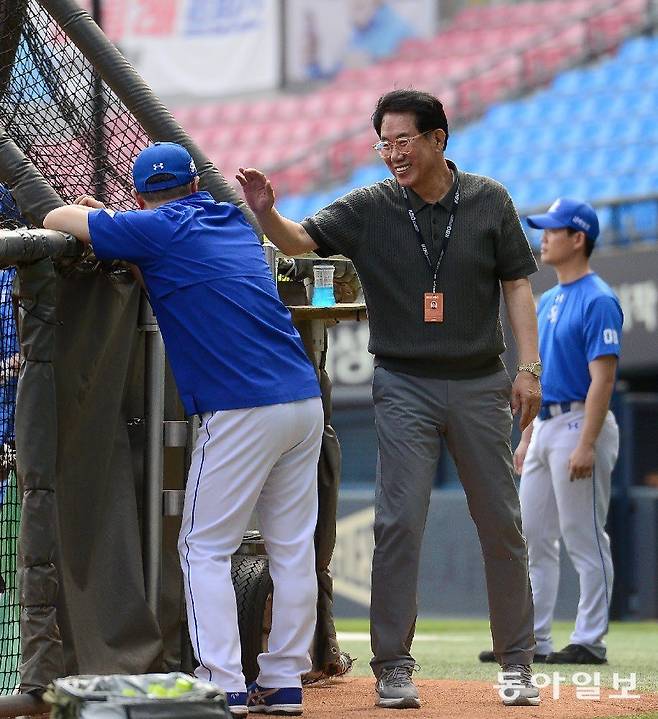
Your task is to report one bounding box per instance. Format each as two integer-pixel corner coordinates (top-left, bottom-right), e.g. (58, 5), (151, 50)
(537, 272), (623, 404)
(88, 192), (320, 415)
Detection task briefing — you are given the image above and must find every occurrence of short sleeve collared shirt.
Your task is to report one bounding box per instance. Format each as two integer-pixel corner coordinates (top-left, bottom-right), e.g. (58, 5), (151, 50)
(302, 161), (537, 378)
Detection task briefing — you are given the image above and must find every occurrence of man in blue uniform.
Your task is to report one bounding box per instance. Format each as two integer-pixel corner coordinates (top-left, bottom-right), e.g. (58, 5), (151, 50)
(500, 199), (621, 666)
(44, 142), (323, 716)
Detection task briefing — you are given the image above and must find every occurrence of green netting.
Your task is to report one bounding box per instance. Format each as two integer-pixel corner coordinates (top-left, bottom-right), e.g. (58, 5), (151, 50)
(0, 469), (19, 695)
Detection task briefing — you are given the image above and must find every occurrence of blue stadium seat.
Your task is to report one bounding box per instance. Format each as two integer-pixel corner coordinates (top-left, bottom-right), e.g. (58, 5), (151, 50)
(618, 201), (658, 242)
(552, 68), (587, 95)
(631, 202), (658, 238)
(284, 30), (658, 236)
(618, 36), (658, 62)
(277, 195), (311, 222)
(484, 102), (518, 129)
(595, 205), (614, 246)
(350, 164), (388, 186)
(585, 176), (622, 203)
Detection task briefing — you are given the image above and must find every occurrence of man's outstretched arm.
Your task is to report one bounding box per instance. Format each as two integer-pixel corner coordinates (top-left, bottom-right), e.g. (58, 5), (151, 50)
(237, 167), (318, 256)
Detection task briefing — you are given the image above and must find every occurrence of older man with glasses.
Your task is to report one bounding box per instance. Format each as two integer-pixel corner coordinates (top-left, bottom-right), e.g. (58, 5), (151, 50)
(238, 88), (542, 709)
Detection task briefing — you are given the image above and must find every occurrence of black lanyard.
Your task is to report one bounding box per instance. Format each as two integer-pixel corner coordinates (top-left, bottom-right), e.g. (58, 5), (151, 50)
(400, 177), (460, 293)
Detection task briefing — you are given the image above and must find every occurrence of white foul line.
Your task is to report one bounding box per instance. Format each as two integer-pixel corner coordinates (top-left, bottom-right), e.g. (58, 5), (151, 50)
(336, 632), (471, 643)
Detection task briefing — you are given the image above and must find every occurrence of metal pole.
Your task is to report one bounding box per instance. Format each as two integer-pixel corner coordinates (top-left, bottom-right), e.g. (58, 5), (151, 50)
(139, 293), (165, 618)
(91, 0), (106, 203)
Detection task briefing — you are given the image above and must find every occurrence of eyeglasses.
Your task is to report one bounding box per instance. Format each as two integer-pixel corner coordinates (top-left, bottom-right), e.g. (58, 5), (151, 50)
(372, 128), (439, 157)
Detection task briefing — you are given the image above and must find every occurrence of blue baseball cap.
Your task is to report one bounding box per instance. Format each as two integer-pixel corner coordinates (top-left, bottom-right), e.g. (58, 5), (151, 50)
(526, 197), (599, 241)
(132, 142), (198, 193)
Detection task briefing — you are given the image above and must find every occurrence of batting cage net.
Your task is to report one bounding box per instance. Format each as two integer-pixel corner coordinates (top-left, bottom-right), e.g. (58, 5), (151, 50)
(0, 0), (259, 697)
(0, 0), (149, 212)
(0, 0), (154, 694)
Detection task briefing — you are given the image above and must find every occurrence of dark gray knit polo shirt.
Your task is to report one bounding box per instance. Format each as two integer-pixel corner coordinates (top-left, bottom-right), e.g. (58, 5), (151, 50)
(302, 161), (537, 379)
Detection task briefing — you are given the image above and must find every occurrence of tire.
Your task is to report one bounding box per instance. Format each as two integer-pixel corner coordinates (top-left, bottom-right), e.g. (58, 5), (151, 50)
(231, 554), (272, 684)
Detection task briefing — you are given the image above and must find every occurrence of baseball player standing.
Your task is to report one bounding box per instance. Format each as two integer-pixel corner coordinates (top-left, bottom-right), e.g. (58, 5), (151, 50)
(482, 198), (622, 665)
(44, 142), (324, 716)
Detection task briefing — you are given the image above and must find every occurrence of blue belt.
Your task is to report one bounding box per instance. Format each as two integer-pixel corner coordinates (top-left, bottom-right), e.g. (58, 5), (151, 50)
(538, 401), (582, 421)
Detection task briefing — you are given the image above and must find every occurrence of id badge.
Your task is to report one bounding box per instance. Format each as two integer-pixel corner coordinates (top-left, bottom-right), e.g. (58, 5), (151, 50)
(424, 292), (443, 323)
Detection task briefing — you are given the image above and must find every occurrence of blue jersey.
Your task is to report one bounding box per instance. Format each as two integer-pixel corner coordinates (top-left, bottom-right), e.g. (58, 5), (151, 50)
(88, 192), (320, 415)
(537, 273), (623, 404)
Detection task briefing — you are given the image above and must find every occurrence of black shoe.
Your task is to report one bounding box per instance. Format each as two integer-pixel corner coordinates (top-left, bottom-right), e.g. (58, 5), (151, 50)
(479, 650), (547, 663)
(545, 644), (607, 664)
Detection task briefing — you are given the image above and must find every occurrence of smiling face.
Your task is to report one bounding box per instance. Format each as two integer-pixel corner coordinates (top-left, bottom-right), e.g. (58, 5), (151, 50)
(379, 112), (444, 194)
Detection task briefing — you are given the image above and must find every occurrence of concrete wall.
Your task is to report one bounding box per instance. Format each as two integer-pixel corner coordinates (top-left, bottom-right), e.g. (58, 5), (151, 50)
(332, 488), (580, 619)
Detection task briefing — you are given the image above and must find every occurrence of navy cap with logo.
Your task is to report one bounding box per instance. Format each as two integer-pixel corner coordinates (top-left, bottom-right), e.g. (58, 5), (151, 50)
(526, 197), (600, 242)
(132, 142), (198, 193)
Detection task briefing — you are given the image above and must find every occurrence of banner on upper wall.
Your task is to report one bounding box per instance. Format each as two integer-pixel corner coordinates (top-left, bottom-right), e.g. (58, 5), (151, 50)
(285, 0), (438, 83)
(79, 0), (281, 98)
(327, 246), (658, 406)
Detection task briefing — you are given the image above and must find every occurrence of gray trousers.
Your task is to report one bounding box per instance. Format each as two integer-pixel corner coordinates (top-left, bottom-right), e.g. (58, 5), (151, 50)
(369, 367), (535, 675)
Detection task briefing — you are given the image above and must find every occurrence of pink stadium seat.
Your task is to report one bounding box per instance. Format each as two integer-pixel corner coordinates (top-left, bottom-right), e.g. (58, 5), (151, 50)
(269, 96), (306, 122)
(192, 103), (225, 128)
(297, 92), (334, 118)
(522, 24), (587, 86)
(456, 56), (522, 118)
(319, 88), (377, 117)
(586, 0), (648, 54)
(172, 105), (196, 130)
(213, 101), (251, 125)
(243, 98), (276, 124)
(271, 162), (317, 196)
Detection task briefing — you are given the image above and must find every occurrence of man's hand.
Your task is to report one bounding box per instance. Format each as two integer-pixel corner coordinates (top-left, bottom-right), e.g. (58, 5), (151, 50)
(511, 372), (541, 431)
(568, 443), (595, 481)
(513, 438), (530, 475)
(236, 168), (275, 216)
(75, 195), (106, 209)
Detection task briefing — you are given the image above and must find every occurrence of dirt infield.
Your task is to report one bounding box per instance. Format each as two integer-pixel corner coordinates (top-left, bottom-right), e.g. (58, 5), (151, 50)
(304, 677), (658, 718)
(12, 679), (658, 718)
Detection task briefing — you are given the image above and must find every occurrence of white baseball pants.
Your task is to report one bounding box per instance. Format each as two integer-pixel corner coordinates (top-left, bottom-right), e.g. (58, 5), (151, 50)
(178, 397), (323, 691)
(519, 408), (619, 658)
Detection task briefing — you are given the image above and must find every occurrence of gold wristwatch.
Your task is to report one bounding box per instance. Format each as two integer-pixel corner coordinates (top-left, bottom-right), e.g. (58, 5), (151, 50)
(517, 361), (543, 378)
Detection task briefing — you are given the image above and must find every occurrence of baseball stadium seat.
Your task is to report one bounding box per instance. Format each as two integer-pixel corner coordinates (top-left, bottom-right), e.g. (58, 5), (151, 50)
(172, 0), (648, 195)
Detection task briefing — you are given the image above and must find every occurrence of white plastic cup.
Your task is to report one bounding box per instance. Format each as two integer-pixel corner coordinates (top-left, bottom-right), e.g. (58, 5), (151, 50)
(311, 264), (336, 307)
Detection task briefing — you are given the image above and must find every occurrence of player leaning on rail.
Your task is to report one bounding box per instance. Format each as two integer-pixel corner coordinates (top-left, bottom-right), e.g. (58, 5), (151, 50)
(43, 142), (323, 717)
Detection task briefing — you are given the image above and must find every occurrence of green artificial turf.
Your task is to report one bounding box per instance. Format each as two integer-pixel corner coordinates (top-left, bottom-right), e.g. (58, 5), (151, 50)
(335, 618), (658, 693)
